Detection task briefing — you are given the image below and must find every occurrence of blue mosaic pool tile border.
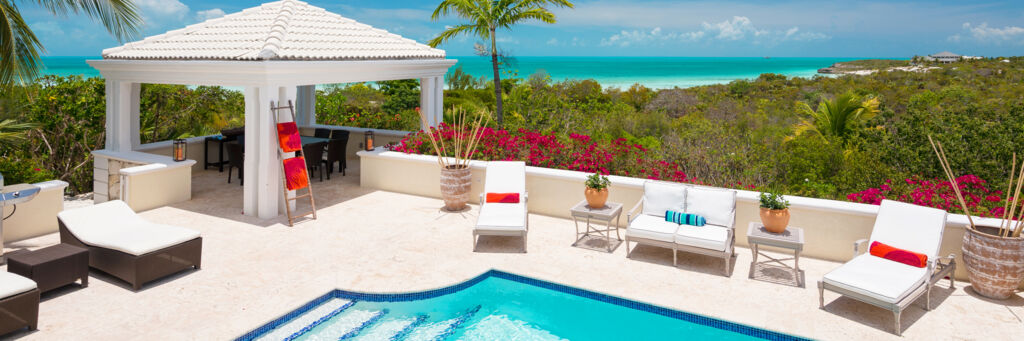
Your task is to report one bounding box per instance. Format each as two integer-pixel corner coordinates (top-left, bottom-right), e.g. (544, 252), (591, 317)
(239, 269), (812, 341)
(389, 314), (428, 341)
(488, 270), (813, 341)
(339, 309), (389, 339)
(234, 290), (338, 341)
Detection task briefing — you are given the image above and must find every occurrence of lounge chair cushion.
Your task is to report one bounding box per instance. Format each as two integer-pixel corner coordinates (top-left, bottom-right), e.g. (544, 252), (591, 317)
(870, 200), (947, 259)
(641, 182), (687, 217)
(476, 203), (527, 231)
(685, 187), (737, 228)
(484, 162), (526, 194)
(57, 200), (201, 256)
(674, 224), (730, 252)
(823, 254), (928, 304)
(0, 272), (37, 299)
(627, 214), (679, 243)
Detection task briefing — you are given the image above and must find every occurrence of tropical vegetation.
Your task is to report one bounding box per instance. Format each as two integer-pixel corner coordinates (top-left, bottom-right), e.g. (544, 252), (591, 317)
(428, 0), (574, 125)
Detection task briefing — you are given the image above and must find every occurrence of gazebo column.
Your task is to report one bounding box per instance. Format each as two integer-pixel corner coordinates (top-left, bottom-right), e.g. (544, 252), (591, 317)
(295, 85), (316, 127)
(419, 76), (444, 128)
(243, 84), (292, 219)
(104, 80), (140, 152)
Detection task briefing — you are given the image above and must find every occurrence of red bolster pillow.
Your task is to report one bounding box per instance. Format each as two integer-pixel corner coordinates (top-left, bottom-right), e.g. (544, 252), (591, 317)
(486, 193), (520, 203)
(869, 241), (928, 268)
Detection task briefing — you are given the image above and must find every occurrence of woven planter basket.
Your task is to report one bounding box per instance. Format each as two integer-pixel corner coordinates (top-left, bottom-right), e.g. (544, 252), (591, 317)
(962, 226), (1024, 300)
(440, 165), (472, 211)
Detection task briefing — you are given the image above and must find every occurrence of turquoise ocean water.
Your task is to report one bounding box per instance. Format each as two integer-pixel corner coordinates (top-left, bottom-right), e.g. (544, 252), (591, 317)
(42, 56), (868, 89)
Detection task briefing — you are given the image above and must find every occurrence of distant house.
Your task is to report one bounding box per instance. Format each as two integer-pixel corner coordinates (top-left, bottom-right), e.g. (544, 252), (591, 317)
(929, 51), (962, 63)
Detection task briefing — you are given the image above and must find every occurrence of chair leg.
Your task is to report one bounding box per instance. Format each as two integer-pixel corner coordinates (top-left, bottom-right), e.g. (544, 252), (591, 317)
(893, 310), (902, 336)
(672, 249), (677, 266)
(227, 167), (232, 183)
(926, 285), (931, 310)
(522, 233), (527, 253)
(625, 240), (631, 258)
(723, 254), (731, 276)
(818, 281), (825, 308)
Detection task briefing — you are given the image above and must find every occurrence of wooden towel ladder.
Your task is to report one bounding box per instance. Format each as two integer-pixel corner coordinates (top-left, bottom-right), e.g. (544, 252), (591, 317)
(271, 100), (317, 226)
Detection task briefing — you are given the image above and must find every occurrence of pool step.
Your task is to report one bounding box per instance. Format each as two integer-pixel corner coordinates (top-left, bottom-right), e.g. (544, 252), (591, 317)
(253, 299), (354, 341)
(301, 308), (389, 340)
(388, 315), (428, 341)
(351, 314), (428, 341)
(339, 309), (389, 339)
(401, 305), (482, 341)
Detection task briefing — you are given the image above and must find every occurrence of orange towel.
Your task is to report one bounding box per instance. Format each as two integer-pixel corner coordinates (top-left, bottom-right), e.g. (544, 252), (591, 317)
(485, 193), (520, 203)
(276, 122), (302, 153)
(282, 156), (309, 190)
(870, 241), (927, 268)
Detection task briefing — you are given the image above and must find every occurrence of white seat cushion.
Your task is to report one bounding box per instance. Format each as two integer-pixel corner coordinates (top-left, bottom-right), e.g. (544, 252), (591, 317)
(476, 203), (526, 231)
(0, 272), (37, 299)
(641, 181), (687, 217)
(626, 214), (679, 243)
(57, 200), (201, 256)
(674, 224), (731, 252)
(871, 200), (948, 260)
(685, 187), (737, 228)
(484, 161), (526, 194)
(823, 254), (928, 304)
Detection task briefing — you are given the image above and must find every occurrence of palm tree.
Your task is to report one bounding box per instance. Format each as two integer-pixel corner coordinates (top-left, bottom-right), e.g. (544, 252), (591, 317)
(0, 0), (142, 88)
(428, 0), (573, 125)
(790, 92), (880, 143)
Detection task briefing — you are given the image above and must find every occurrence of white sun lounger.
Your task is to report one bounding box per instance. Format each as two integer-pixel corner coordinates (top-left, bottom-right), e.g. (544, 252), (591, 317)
(818, 199), (956, 335)
(56, 200), (203, 290)
(473, 161), (528, 253)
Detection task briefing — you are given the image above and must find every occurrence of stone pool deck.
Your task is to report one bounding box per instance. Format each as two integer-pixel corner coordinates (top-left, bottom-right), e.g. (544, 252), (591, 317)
(2, 166), (1022, 340)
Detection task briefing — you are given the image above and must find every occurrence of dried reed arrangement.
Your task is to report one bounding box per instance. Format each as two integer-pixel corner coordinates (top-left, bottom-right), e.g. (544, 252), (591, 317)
(417, 108), (489, 169)
(929, 135), (1024, 237)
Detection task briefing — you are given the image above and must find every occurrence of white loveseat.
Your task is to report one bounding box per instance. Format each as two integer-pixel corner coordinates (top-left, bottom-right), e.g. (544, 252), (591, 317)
(624, 181), (738, 275)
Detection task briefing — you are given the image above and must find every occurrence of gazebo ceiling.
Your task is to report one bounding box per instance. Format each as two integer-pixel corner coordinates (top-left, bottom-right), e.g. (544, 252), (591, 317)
(102, 0), (445, 61)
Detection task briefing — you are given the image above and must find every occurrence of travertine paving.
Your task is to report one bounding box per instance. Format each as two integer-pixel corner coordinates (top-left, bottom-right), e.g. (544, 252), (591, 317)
(2, 164), (1021, 340)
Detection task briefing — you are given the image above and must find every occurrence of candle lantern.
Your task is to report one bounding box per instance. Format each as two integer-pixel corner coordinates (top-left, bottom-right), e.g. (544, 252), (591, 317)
(364, 130), (375, 151)
(172, 139), (187, 162)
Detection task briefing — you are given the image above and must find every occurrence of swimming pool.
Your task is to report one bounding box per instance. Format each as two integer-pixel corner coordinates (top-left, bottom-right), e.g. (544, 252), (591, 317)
(238, 270), (809, 340)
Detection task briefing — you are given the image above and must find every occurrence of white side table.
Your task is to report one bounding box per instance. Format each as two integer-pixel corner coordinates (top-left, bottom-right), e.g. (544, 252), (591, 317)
(570, 201), (623, 252)
(747, 222), (805, 287)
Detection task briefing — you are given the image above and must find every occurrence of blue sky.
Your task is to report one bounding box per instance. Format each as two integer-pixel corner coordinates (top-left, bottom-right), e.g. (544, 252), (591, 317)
(24, 0), (1024, 57)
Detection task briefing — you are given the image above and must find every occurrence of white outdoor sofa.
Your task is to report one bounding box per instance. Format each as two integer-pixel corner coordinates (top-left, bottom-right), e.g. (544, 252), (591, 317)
(473, 161), (528, 253)
(624, 181), (738, 275)
(818, 199), (956, 335)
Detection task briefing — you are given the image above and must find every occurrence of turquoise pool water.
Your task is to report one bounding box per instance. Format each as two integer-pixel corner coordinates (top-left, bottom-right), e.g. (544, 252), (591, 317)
(241, 271), (807, 340)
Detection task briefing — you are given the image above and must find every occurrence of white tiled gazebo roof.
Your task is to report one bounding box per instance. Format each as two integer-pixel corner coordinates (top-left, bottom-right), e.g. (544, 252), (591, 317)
(102, 0), (445, 61)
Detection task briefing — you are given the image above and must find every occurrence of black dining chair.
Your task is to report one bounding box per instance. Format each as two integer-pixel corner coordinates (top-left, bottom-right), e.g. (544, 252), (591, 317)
(226, 142), (244, 185)
(303, 141), (327, 182)
(314, 128), (331, 138)
(323, 138), (346, 179)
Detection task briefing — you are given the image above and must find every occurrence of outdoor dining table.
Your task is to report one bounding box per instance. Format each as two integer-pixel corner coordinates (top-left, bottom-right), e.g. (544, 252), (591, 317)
(234, 135), (331, 148)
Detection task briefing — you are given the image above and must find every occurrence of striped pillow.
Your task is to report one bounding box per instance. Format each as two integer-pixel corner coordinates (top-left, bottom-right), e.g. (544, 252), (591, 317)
(665, 210), (706, 227)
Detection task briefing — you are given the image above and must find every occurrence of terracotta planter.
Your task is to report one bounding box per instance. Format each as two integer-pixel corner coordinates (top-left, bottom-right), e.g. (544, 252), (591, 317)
(962, 226), (1024, 300)
(440, 165), (471, 211)
(584, 187), (609, 208)
(759, 207), (790, 234)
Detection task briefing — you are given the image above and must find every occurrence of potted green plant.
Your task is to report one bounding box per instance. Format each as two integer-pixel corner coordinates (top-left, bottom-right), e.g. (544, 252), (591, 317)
(759, 189), (791, 233)
(584, 173), (611, 208)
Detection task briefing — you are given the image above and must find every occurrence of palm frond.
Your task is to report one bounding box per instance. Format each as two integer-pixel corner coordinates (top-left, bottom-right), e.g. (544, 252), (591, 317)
(0, 0), (44, 87)
(0, 118), (38, 146)
(427, 23), (485, 47)
(30, 0), (141, 42)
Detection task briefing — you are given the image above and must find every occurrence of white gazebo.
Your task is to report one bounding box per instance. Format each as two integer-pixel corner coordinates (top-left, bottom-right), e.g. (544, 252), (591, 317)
(88, 0), (455, 219)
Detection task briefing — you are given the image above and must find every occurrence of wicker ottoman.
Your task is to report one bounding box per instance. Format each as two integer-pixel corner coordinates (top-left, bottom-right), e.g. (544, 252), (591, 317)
(7, 244), (89, 293)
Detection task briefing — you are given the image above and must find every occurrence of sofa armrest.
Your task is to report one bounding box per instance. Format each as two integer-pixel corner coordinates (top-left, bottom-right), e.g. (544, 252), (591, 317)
(853, 239), (869, 257)
(627, 199), (643, 224)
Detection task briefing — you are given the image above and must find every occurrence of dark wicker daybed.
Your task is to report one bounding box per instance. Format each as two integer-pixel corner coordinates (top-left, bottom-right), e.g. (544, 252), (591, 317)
(0, 273), (39, 336)
(56, 200), (202, 291)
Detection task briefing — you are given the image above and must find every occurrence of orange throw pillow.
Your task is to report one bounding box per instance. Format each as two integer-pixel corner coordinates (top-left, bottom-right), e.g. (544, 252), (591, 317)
(485, 193), (520, 203)
(276, 122), (302, 153)
(869, 241), (928, 268)
(282, 156), (309, 190)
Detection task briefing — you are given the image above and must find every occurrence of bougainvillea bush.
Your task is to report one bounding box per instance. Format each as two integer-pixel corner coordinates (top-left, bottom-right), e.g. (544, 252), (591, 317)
(847, 175), (1012, 217)
(395, 124), (703, 184)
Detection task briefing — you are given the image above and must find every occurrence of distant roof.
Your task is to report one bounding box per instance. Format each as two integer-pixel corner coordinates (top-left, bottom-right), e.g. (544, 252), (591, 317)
(930, 51), (961, 58)
(102, 0), (445, 61)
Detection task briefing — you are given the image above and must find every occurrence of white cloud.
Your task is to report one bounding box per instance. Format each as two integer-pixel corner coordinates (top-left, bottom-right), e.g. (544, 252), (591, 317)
(951, 22), (1024, 44)
(599, 16), (827, 47)
(546, 38), (559, 45)
(196, 9), (226, 22)
(30, 21), (64, 37)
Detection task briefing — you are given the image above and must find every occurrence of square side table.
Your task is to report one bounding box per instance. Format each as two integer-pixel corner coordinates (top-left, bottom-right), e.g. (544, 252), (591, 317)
(747, 222), (805, 287)
(7, 243), (89, 293)
(570, 201), (623, 252)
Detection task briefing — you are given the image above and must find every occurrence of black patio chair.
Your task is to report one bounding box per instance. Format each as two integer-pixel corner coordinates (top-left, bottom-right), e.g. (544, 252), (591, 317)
(313, 128), (331, 138)
(226, 142), (244, 186)
(323, 138), (346, 179)
(303, 141), (327, 182)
